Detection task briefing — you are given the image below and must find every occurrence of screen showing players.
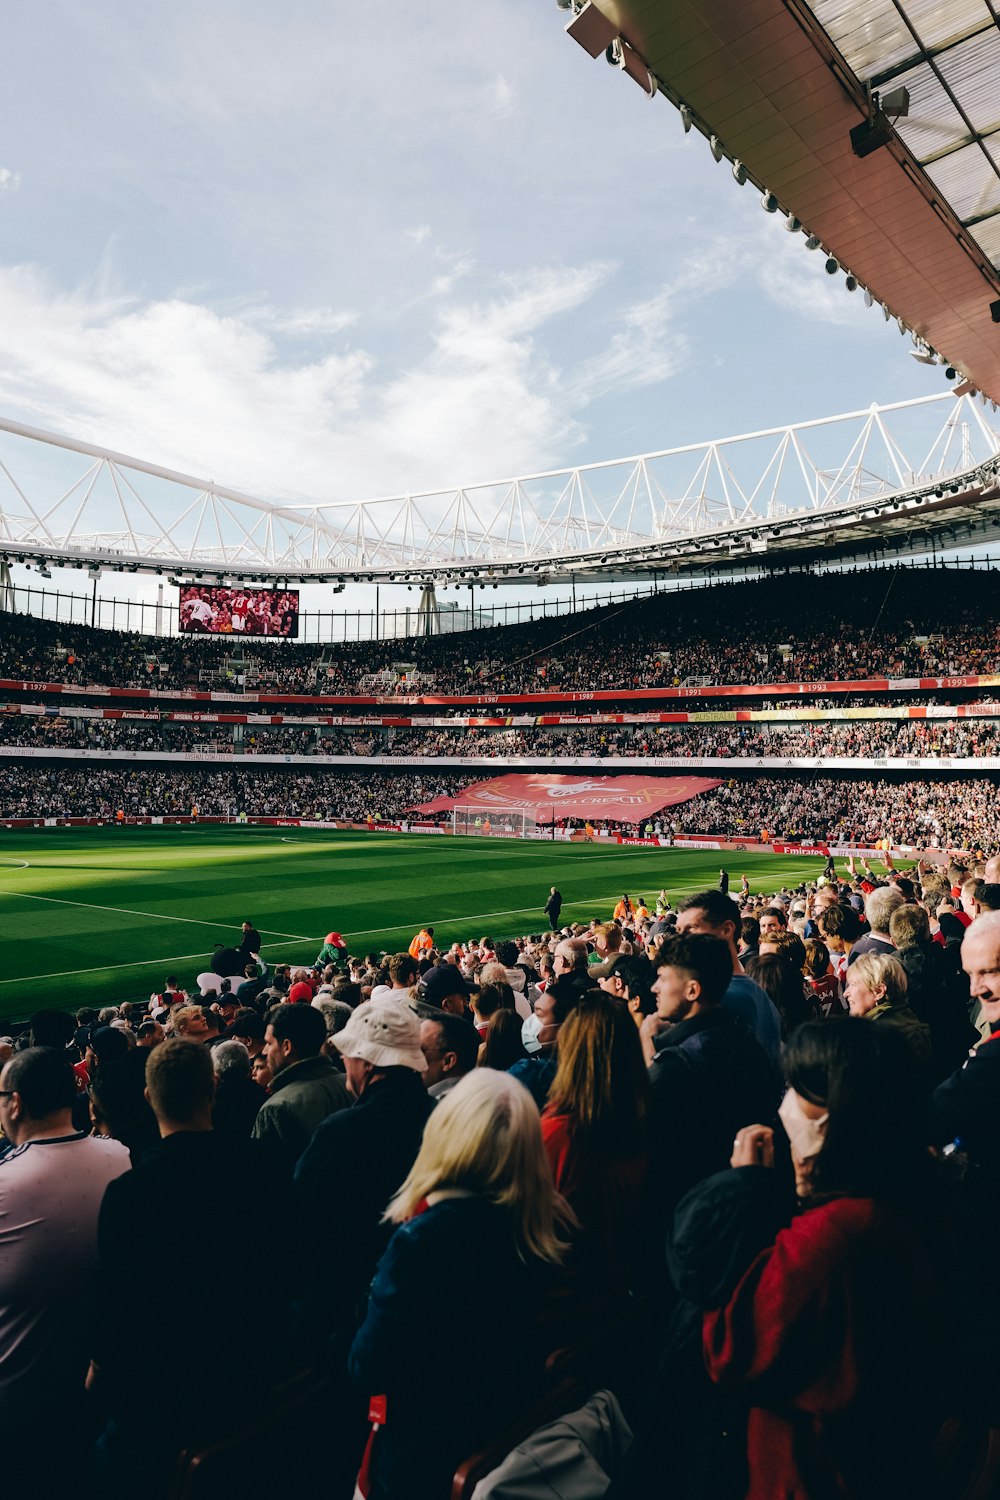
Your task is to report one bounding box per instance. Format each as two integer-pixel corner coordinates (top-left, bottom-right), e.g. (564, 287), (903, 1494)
(177, 585), (300, 637)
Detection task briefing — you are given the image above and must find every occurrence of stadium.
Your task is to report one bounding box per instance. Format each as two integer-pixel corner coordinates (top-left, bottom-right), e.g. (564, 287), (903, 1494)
(3, 3), (1000, 1498)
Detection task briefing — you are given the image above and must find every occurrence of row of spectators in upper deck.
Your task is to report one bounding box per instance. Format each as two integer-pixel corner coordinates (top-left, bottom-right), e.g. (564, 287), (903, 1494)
(5, 711), (1000, 761)
(3, 566), (1000, 696)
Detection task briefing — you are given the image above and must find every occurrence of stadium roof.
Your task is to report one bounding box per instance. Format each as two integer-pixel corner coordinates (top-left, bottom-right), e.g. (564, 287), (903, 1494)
(566, 0), (1000, 402)
(1, 393), (998, 582)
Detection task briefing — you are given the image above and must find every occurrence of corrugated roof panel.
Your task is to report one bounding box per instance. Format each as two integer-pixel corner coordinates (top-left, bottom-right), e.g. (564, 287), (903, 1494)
(935, 26), (1000, 135)
(891, 60), (974, 158)
(924, 134), (1000, 220)
(812, 0), (992, 80)
(890, 0), (993, 57)
(968, 211), (1000, 266)
(811, 0), (924, 77)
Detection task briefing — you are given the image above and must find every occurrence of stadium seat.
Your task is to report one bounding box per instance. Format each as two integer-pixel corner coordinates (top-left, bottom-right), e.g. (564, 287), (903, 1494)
(450, 1376), (584, 1500)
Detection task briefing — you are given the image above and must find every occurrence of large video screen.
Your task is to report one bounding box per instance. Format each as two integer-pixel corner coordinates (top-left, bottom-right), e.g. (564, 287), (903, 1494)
(177, 585), (300, 638)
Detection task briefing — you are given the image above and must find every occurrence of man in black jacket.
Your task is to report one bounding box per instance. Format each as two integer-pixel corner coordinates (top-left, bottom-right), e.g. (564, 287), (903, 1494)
(293, 997), (434, 1349)
(932, 912), (1000, 1181)
(544, 886), (562, 928)
(648, 932), (780, 1225)
(92, 1039), (292, 1499)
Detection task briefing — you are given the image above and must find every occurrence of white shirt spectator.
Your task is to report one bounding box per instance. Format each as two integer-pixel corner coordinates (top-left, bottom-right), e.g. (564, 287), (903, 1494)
(0, 1133), (130, 1419)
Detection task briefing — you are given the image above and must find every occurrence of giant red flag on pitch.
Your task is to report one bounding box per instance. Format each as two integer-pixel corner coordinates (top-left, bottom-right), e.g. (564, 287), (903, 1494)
(411, 772), (721, 821)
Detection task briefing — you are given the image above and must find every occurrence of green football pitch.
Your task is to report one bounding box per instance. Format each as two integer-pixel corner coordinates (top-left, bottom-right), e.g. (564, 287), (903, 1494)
(0, 826), (837, 1022)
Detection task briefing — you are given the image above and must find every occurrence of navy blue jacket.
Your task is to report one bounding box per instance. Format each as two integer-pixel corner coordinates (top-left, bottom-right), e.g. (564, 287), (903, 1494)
(349, 1196), (556, 1500)
(649, 1007), (781, 1224)
(293, 1068), (434, 1339)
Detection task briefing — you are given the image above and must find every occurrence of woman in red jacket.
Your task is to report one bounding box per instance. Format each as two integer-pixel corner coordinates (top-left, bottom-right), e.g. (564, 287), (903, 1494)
(692, 1021), (953, 1499)
(540, 992), (650, 1294)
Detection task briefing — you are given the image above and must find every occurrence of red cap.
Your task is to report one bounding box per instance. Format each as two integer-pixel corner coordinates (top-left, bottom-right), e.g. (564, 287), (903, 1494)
(325, 932), (347, 948)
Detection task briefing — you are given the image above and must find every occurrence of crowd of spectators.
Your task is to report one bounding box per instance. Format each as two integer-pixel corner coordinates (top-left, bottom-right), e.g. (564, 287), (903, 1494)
(668, 775), (1000, 848)
(3, 565), (1000, 698)
(0, 765), (477, 822)
(5, 711), (1000, 762)
(5, 856), (1000, 1497)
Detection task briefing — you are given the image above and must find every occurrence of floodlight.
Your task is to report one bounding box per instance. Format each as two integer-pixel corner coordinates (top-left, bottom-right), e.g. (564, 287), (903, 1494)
(824, 256), (839, 274)
(804, 235), (821, 250)
(785, 215), (801, 233)
(710, 135), (725, 162)
(679, 104), (693, 133)
(761, 191), (779, 212)
(732, 160), (747, 185)
(845, 274), (858, 291)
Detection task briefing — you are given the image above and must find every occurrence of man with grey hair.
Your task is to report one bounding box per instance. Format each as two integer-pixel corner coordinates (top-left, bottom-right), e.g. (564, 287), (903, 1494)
(933, 912), (1000, 1202)
(847, 884), (908, 967)
(553, 937), (589, 978)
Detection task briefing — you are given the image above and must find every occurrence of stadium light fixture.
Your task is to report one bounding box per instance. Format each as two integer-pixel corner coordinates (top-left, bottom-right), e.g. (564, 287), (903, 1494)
(761, 191), (779, 213)
(785, 215), (801, 233)
(679, 104), (693, 133)
(910, 347), (937, 365)
(944, 366), (958, 380)
(845, 275), (858, 292)
(732, 160), (747, 185)
(710, 135), (725, 162)
(804, 235), (821, 250)
(824, 256), (839, 275)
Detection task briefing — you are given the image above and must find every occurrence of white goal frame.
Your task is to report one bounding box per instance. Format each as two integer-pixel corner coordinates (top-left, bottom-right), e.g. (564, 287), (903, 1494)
(451, 805), (537, 840)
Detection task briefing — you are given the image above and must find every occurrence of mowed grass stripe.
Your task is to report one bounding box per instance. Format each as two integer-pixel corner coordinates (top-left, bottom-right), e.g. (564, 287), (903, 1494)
(0, 826), (831, 1019)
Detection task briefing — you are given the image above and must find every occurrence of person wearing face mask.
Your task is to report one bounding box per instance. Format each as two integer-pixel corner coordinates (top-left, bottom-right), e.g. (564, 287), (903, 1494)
(292, 998), (435, 1353)
(508, 972), (594, 1110)
(663, 1021), (953, 1500)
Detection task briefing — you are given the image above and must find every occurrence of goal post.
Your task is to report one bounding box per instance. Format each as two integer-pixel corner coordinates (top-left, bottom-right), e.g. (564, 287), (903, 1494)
(451, 805), (537, 840)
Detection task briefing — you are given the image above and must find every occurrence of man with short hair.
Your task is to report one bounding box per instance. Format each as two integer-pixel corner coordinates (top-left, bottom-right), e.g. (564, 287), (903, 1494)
(370, 952), (418, 1006)
(0, 1049), (130, 1487)
(235, 959), (271, 1007)
(92, 1039), (290, 1497)
(588, 922), (624, 980)
(932, 913), (1000, 1202)
(647, 933), (779, 1219)
(238, 919), (262, 957)
(419, 1013), (479, 1098)
(675, 890), (781, 1063)
(170, 1003), (211, 1041)
(544, 887), (562, 928)
(251, 1003), (350, 1173)
(849, 885), (908, 966)
(135, 1020), (164, 1050)
(553, 937), (589, 977)
(758, 907), (787, 941)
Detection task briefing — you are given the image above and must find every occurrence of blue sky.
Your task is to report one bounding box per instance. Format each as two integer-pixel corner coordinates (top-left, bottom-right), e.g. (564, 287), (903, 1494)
(0, 0), (964, 619)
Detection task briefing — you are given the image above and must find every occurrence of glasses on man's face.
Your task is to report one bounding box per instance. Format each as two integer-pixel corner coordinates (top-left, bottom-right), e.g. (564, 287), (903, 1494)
(0, 1090), (15, 1099)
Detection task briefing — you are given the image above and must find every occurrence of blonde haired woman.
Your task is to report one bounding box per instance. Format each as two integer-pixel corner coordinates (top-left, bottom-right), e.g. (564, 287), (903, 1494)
(844, 950), (931, 1061)
(349, 1070), (568, 1500)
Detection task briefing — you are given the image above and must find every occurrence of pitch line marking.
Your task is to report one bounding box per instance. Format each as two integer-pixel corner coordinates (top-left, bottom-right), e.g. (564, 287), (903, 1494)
(0, 860), (30, 869)
(0, 887), (313, 941)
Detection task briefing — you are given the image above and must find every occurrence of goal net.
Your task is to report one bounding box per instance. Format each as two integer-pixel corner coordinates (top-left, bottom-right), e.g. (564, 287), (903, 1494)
(451, 805), (537, 840)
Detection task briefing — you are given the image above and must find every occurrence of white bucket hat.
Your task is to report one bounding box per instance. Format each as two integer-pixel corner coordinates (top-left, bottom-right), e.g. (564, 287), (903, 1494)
(331, 997), (426, 1072)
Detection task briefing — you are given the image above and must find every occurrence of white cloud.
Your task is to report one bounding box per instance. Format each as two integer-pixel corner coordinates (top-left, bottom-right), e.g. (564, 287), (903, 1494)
(0, 258), (614, 504)
(0, 168), (20, 192)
